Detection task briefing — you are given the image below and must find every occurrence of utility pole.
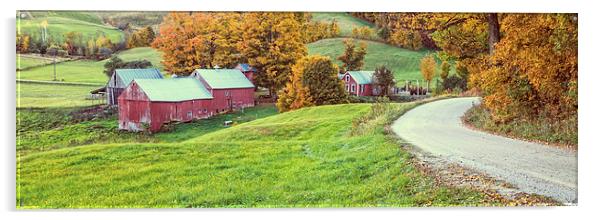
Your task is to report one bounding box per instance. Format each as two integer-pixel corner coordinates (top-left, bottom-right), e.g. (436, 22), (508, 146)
(53, 54), (57, 81)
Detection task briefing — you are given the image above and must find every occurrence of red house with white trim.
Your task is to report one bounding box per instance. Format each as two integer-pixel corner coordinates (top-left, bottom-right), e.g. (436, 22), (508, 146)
(190, 69), (255, 113)
(118, 78), (214, 132)
(342, 71), (375, 96)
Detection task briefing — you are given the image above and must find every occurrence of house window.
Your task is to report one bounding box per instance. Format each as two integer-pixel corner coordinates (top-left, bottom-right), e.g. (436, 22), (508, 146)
(345, 75), (350, 82)
(345, 84), (349, 91)
(360, 85), (364, 93)
(351, 84), (356, 92)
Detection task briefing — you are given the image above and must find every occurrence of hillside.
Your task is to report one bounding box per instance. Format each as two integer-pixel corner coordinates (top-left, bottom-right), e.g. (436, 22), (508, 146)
(17, 47), (164, 85)
(308, 38), (433, 83)
(311, 12), (378, 39)
(17, 103), (489, 208)
(18, 13), (124, 43)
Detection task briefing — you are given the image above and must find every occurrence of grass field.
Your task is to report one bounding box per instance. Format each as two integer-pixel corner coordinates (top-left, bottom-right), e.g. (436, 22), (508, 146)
(311, 12), (378, 38)
(17, 104), (279, 155)
(17, 82), (102, 108)
(308, 38), (441, 84)
(17, 47), (164, 84)
(16, 55), (57, 70)
(18, 15), (124, 43)
(17, 102), (490, 208)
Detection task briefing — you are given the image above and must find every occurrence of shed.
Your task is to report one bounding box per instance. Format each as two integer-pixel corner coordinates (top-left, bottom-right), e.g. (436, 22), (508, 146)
(118, 78), (214, 132)
(342, 71), (375, 96)
(190, 69), (255, 113)
(106, 68), (163, 106)
(234, 63), (257, 83)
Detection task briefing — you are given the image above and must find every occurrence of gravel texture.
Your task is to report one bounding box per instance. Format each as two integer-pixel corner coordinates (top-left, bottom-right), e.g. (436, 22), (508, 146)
(391, 97), (577, 204)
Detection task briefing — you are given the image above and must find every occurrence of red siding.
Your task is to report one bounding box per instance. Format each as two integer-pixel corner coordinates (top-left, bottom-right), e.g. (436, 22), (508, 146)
(342, 73), (373, 96)
(118, 82), (214, 133)
(209, 88), (255, 113)
(242, 71), (254, 84)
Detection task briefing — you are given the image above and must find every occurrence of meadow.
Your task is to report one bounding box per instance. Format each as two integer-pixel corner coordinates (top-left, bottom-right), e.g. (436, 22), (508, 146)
(17, 81), (102, 108)
(309, 38), (438, 84)
(18, 15), (124, 43)
(17, 102), (491, 208)
(17, 47), (164, 84)
(311, 12), (378, 38)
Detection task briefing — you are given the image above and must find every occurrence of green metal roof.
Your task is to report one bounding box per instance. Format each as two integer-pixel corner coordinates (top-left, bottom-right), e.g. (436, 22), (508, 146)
(116, 68), (163, 87)
(134, 78), (213, 102)
(347, 71), (375, 85)
(193, 69), (254, 89)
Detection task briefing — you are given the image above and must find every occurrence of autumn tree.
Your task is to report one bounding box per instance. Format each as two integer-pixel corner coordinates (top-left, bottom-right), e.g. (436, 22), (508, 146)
(372, 66), (396, 97)
(329, 20), (340, 37)
(420, 54), (436, 93)
(239, 12), (307, 96)
(152, 13), (243, 75)
(337, 39), (367, 72)
(440, 60), (451, 80)
(128, 26), (156, 48)
(277, 55), (348, 112)
(64, 31), (83, 55)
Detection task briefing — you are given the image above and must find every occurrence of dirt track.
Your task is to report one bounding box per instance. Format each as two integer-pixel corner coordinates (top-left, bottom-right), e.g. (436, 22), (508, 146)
(391, 97), (577, 204)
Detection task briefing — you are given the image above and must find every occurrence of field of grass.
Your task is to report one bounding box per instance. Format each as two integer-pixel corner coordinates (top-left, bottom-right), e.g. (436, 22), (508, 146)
(308, 38), (439, 83)
(311, 12), (378, 38)
(17, 81), (102, 108)
(17, 104), (279, 155)
(17, 102), (490, 208)
(16, 55), (56, 70)
(17, 47), (164, 84)
(18, 15), (124, 43)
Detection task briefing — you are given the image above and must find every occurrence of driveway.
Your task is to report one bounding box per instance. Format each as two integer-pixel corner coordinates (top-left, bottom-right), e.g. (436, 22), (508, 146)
(391, 97), (577, 204)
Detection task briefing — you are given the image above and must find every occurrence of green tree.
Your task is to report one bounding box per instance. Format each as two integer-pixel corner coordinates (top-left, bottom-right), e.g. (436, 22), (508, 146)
(103, 56), (154, 78)
(337, 39), (367, 72)
(372, 66), (396, 97)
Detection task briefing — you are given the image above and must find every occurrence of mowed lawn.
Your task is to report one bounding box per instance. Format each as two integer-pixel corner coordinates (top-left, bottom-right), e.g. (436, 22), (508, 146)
(17, 81), (102, 108)
(311, 12), (378, 39)
(308, 38), (434, 83)
(18, 103), (489, 208)
(17, 47), (164, 84)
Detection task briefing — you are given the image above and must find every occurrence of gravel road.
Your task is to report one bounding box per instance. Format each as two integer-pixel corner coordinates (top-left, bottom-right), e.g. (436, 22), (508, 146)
(392, 97), (577, 204)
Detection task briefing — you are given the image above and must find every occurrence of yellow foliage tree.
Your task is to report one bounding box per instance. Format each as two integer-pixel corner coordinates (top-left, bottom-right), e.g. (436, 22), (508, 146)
(420, 54), (436, 92)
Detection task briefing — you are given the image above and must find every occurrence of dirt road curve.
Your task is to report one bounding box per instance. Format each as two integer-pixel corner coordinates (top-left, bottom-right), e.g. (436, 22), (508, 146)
(392, 97), (577, 204)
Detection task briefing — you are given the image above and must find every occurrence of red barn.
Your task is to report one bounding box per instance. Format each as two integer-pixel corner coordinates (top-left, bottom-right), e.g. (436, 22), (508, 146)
(234, 63), (257, 84)
(190, 69), (255, 113)
(342, 71), (375, 96)
(118, 78), (214, 132)
(106, 68), (164, 106)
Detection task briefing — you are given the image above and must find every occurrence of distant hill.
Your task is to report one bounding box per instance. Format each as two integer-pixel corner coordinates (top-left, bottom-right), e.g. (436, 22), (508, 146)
(311, 12), (378, 39)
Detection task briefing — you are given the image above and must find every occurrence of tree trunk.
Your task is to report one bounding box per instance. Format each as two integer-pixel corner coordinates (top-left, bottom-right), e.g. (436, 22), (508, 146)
(487, 13), (501, 55)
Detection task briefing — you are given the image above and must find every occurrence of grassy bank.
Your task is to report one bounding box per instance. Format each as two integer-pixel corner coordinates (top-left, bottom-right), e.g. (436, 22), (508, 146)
(17, 81), (102, 108)
(463, 104), (577, 147)
(310, 12), (378, 38)
(18, 102), (491, 208)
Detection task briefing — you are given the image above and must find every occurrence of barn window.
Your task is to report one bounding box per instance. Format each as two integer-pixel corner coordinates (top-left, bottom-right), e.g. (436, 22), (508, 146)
(345, 75), (350, 82)
(203, 109), (208, 113)
(225, 91), (231, 97)
(187, 111), (192, 118)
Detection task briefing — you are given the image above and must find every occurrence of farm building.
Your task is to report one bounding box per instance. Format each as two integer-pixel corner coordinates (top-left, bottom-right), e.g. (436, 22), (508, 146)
(190, 69), (255, 113)
(234, 63), (257, 84)
(118, 78), (214, 132)
(342, 71), (375, 96)
(106, 68), (164, 106)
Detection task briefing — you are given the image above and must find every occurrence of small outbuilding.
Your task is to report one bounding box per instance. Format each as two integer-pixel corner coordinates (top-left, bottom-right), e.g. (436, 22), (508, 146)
(234, 63), (257, 84)
(190, 69), (255, 113)
(106, 68), (164, 106)
(342, 71), (375, 96)
(118, 78), (214, 132)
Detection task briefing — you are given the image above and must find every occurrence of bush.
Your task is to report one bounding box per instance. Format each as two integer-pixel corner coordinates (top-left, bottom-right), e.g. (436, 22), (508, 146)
(442, 75), (467, 91)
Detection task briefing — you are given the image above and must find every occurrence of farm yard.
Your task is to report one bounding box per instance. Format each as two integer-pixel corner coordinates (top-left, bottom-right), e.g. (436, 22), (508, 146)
(15, 11), (577, 208)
